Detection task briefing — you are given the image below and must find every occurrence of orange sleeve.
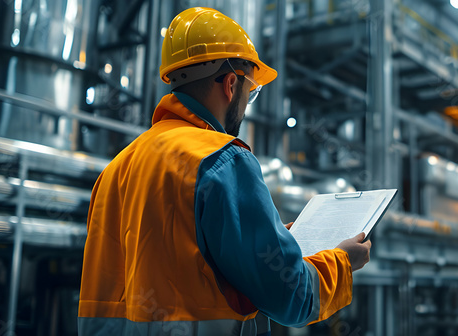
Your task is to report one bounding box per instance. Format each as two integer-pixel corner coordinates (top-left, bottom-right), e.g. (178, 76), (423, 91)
(303, 248), (353, 324)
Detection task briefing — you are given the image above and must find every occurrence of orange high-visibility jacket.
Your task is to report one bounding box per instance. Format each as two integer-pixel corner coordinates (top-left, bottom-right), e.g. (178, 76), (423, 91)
(78, 92), (353, 335)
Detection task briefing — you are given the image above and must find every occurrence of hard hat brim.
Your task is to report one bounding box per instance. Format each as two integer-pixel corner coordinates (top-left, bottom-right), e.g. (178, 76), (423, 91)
(251, 58), (278, 87)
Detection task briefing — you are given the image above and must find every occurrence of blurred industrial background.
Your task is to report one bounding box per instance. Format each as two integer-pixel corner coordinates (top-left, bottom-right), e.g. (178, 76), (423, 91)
(1, 0), (458, 335)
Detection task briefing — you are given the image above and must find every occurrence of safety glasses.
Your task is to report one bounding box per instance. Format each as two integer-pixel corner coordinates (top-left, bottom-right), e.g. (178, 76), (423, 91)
(226, 59), (263, 104)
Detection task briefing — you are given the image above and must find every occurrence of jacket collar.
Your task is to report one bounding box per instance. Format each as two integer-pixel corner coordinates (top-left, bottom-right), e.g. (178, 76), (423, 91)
(151, 93), (251, 151)
(152, 92), (225, 133)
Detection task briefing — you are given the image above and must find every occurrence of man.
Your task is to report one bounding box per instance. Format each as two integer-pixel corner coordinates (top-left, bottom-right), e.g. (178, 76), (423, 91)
(78, 7), (371, 335)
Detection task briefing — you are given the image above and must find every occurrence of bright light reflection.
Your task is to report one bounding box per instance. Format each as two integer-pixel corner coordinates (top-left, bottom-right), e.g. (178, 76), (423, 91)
(446, 162), (455, 171)
(14, 0), (22, 13)
(73, 60), (86, 69)
(427, 156), (438, 166)
(62, 32), (74, 60)
(62, 0), (77, 60)
(269, 158), (282, 170)
(104, 63), (113, 74)
(451, 0), (458, 9)
(287, 117), (297, 128)
(54, 70), (71, 110)
(336, 178), (346, 189)
(86, 87), (95, 105)
(120, 76), (129, 88)
(11, 29), (20, 46)
(161, 27), (168, 37)
(280, 167), (293, 181)
(282, 185), (304, 196)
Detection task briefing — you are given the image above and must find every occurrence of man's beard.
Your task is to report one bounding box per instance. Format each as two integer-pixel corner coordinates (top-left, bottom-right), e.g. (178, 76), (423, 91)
(224, 84), (244, 137)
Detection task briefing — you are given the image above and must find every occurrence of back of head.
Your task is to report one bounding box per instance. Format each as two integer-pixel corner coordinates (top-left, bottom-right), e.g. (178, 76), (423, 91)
(160, 7), (277, 91)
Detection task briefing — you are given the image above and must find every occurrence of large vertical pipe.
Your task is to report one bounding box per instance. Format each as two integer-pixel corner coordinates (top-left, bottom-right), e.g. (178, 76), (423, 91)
(153, 0), (173, 107)
(268, 0), (287, 159)
(142, 0), (161, 127)
(367, 2), (394, 334)
(367, 0), (395, 189)
(6, 157), (27, 336)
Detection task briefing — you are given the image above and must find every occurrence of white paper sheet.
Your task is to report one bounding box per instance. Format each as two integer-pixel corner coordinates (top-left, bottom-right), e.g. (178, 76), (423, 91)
(289, 189), (397, 257)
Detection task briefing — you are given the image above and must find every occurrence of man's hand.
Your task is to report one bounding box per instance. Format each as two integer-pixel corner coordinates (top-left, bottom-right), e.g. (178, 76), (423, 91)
(284, 222), (294, 230)
(336, 232), (371, 272)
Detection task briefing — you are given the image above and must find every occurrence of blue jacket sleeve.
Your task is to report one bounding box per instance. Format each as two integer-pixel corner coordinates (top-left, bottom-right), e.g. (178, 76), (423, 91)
(194, 145), (319, 327)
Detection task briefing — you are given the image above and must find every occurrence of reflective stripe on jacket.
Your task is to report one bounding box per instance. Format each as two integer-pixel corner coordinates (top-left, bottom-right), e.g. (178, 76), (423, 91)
(78, 92), (353, 335)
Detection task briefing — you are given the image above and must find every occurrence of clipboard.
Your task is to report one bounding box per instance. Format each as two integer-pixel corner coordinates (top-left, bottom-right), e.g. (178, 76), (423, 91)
(289, 189), (397, 257)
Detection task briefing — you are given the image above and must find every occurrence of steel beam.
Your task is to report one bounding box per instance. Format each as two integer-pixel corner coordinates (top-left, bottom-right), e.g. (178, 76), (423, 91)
(98, 71), (142, 102)
(288, 21), (366, 51)
(395, 107), (458, 147)
(117, 0), (148, 34)
(395, 38), (458, 88)
(317, 47), (362, 73)
(288, 59), (367, 102)
(0, 89), (146, 136)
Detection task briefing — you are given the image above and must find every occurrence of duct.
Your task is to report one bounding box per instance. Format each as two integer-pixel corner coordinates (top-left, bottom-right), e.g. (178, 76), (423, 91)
(0, 176), (91, 214)
(384, 211), (458, 239)
(418, 154), (458, 188)
(417, 154), (458, 225)
(0, 0), (102, 152)
(0, 0), (97, 65)
(0, 138), (106, 248)
(0, 215), (86, 248)
(0, 136), (109, 177)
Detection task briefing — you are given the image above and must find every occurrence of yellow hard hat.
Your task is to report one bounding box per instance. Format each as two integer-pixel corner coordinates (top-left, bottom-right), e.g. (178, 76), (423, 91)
(160, 7), (277, 87)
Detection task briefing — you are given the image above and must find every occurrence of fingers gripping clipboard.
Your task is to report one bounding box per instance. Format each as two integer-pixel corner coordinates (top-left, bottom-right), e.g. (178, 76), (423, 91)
(289, 189), (397, 257)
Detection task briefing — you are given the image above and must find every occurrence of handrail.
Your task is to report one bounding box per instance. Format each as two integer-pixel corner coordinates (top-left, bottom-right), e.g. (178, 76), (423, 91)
(397, 3), (458, 59)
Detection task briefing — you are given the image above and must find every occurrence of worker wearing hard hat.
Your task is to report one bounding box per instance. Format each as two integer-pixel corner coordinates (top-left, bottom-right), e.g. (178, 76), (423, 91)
(78, 7), (371, 335)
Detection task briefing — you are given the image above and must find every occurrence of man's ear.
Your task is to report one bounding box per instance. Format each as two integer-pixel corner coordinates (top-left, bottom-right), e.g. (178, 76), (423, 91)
(222, 72), (238, 103)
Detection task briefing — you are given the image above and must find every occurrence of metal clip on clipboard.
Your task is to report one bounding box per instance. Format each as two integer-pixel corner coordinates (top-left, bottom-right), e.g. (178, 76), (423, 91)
(335, 191), (362, 199)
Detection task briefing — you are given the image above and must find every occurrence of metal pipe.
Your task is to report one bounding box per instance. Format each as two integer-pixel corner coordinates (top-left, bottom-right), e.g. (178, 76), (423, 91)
(0, 137), (109, 175)
(384, 211), (456, 238)
(0, 89), (147, 136)
(153, 0), (173, 108)
(395, 107), (458, 147)
(408, 124), (419, 214)
(142, 0), (161, 127)
(288, 59), (367, 102)
(317, 46), (361, 73)
(6, 157), (27, 336)
(269, 0), (287, 159)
